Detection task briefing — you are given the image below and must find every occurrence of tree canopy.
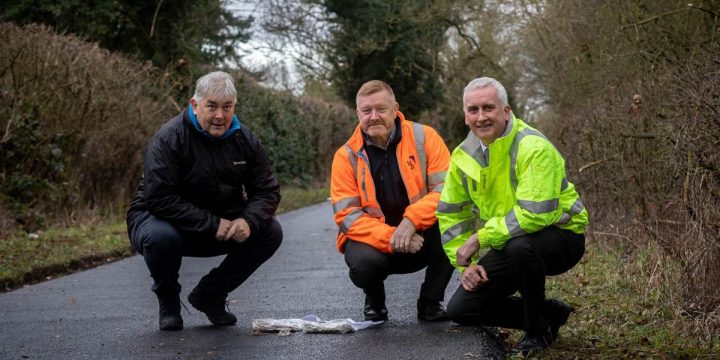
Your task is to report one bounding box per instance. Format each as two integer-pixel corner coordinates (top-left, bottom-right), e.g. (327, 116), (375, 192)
(1, 0), (252, 74)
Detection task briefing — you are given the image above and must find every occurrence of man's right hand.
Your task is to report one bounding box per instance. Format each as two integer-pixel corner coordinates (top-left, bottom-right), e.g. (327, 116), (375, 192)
(456, 233), (480, 266)
(215, 218), (233, 241)
(461, 264), (489, 292)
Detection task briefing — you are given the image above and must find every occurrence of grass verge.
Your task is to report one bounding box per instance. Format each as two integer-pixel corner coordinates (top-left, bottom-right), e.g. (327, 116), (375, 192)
(0, 185), (329, 292)
(2, 187), (718, 358)
(504, 240), (719, 359)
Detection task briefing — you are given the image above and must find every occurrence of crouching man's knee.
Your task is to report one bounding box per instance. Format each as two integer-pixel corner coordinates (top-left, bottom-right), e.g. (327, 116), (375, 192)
(253, 218), (283, 260)
(344, 241), (388, 289)
(136, 215), (183, 257)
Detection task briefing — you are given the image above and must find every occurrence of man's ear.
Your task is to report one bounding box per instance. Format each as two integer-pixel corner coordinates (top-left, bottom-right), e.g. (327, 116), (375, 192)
(503, 105), (511, 122)
(394, 101), (400, 113)
(190, 98), (198, 112)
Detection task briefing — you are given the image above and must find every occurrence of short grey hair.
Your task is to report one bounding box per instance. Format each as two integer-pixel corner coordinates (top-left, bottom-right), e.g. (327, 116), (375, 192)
(192, 71), (237, 103)
(463, 77), (508, 108)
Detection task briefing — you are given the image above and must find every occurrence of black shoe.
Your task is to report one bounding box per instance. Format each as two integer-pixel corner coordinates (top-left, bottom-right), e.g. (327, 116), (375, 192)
(511, 326), (554, 356)
(158, 294), (183, 331)
(417, 299), (449, 321)
(363, 296), (388, 321)
(546, 298), (574, 338)
(187, 287), (237, 326)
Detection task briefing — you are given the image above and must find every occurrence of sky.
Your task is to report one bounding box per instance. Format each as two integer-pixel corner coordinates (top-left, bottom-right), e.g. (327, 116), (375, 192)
(226, 1), (306, 93)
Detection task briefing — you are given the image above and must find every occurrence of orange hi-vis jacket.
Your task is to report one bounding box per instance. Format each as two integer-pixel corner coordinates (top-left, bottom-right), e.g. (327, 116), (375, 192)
(330, 112), (451, 254)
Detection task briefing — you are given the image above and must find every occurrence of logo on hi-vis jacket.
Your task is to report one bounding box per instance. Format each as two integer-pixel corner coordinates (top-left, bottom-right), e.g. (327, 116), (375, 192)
(407, 156), (416, 170)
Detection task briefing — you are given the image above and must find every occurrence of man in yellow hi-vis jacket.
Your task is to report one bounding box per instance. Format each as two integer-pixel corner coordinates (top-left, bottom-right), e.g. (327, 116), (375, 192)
(437, 77), (588, 355)
(331, 80), (454, 322)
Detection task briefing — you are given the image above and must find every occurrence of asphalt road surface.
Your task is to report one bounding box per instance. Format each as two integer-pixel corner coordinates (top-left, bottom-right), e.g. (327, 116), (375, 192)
(0, 201), (506, 359)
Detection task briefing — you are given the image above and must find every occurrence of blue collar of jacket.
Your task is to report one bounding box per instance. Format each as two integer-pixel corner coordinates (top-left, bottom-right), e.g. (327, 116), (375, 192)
(187, 104), (241, 140)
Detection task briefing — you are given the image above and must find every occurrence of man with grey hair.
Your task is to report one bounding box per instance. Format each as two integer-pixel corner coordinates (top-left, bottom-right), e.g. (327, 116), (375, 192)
(437, 77), (588, 355)
(127, 71), (283, 330)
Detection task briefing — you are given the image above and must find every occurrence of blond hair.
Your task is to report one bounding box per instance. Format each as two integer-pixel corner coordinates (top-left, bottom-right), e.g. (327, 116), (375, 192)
(356, 80), (396, 106)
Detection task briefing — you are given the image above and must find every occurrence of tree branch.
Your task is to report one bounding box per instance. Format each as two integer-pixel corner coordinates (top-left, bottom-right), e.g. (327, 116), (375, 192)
(149, 0), (164, 38)
(619, 6), (691, 31)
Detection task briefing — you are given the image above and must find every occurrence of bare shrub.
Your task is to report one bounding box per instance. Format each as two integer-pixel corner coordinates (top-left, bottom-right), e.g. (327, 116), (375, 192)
(233, 75), (356, 186)
(0, 22), (178, 227)
(519, 0), (720, 332)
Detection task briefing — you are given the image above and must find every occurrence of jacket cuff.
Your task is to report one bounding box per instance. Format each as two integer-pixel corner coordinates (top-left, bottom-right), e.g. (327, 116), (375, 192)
(241, 214), (259, 235)
(477, 228), (490, 248)
(382, 226), (396, 253)
(208, 214), (221, 237)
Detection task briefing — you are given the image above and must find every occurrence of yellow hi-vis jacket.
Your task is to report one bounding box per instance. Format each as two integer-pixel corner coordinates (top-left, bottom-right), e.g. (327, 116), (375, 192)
(437, 115), (589, 270)
(331, 112), (451, 253)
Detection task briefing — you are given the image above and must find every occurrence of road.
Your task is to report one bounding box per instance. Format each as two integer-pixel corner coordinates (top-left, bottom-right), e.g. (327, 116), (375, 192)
(0, 201), (506, 359)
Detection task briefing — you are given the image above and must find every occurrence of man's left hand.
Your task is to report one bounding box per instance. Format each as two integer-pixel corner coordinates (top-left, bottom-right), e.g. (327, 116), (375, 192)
(391, 217), (417, 253)
(461, 264), (489, 292)
(225, 218), (251, 242)
(406, 233), (424, 254)
(456, 233), (480, 267)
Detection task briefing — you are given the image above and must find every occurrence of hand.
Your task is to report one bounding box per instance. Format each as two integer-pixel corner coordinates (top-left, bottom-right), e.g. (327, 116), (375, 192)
(215, 218), (233, 241)
(390, 217), (417, 253)
(225, 218), (251, 242)
(461, 264), (489, 292)
(406, 233), (424, 254)
(456, 233), (480, 267)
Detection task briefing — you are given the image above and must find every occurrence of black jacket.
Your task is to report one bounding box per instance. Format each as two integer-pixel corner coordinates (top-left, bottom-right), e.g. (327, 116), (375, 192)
(363, 118), (409, 227)
(127, 108), (280, 236)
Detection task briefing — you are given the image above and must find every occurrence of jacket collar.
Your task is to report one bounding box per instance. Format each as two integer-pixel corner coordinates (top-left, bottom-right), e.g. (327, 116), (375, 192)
(346, 111), (408, 152)
(187, 104), (241, 140)
(363, 117), (402, 150)
(461, 112), (518, 158)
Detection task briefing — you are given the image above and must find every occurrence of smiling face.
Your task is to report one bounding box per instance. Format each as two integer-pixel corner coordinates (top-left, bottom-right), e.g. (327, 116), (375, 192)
(190, 96), (236, 138)
(356, 89), (399, 145)
(463, 86), (511, 145)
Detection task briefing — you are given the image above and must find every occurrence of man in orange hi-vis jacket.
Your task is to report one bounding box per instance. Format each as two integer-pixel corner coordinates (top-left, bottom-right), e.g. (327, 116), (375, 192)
(330, 80), (454, 322)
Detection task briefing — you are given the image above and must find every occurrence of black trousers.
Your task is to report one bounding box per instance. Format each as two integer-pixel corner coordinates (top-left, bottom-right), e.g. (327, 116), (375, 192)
(446, 226), (584, 335)
(127, 211), (282, 299)
(343, 222), (454, 304)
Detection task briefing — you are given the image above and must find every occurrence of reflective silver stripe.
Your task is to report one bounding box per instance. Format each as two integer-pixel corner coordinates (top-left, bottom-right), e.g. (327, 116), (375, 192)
(340, 208), (364, 234)
(505, 208), (527, 237)
(428, 171), (446, 186)
(460, 131), (488, 168)
(412, 122), (428, 194)
(431, 183), (444, 193)
(518, 198), (559, 214)
(475, 218), (486, 230)
(409, 194), (422, 204)
(332, 196), (361, 214)
(344, 145), (357, 178)
(437, 200), (473, 214)
(461, 172), (470, 197)
(441, 220), (474, 244)
(363, 206), (384, 218)
(360, 166), (368, 202)
(568, 198), (585, 215)
(561, 177), (568, 191)
(556, 213), (571, 224)
(509, 127), (549, 190)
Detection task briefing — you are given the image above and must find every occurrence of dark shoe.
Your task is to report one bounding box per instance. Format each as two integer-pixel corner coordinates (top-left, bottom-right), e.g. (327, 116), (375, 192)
(417, 298), (449, 321)
(546, 298), (574, 338)
(158, 294), (183, 331)
(363, 296), (388, 321)
(511, 326), (554, 356)
(187, 287), (237, 326)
